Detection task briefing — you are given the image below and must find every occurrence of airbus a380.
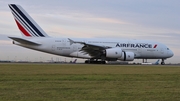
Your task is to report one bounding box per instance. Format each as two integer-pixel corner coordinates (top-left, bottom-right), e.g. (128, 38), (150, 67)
(8, 4), (174, 64)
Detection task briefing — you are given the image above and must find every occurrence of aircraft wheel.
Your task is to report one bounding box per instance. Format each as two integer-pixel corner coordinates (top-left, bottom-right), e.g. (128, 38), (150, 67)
(85, 60), (89, 64)
(101, 61), (106, 64)
(161, 62), (165, 65)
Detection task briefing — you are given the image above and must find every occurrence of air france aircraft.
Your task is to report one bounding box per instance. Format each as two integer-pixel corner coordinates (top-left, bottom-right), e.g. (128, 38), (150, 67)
(8, 4), (174, 64)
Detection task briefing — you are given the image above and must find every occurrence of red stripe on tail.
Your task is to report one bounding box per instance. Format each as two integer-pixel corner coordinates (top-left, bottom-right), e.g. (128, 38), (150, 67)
(15, 19), (31, 37)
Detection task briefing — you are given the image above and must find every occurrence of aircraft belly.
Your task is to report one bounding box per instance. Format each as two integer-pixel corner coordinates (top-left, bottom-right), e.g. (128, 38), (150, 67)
(70, 51), (91, 58)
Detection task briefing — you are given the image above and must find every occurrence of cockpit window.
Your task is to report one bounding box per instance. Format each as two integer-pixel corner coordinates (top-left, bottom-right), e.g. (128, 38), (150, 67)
(167, 48), (169, 50)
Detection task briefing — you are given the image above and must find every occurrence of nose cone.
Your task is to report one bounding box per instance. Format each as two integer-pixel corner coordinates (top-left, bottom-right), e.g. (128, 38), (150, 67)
(168, 50), (174, 58)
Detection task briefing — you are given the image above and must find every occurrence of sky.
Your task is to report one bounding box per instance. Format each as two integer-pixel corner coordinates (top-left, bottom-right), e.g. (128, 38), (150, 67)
(0, 0), (180, 63)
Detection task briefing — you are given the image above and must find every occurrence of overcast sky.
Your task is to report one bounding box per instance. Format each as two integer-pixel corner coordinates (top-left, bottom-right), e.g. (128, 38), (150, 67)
(0, 0), (180, 63)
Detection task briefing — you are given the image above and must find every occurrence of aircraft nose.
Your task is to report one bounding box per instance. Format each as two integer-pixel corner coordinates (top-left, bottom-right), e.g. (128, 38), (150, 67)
(168, 50), (174, 57)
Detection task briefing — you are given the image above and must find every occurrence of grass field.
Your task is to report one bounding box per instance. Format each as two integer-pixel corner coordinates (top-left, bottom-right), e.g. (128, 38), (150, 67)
(0, 63), (180, 101)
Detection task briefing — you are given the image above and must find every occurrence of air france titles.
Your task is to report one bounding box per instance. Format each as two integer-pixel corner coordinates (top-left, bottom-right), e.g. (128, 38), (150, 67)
(116, 43), (152, 48)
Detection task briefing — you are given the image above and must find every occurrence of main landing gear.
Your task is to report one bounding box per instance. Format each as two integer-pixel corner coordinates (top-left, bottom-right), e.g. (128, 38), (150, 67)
(85, 59), (106, 64)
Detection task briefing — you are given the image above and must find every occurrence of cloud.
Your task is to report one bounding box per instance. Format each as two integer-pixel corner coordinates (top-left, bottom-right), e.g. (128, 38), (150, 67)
(0, 34), (12, 46)
(85, 17), (131, 25)
(0, 40), (11, 45)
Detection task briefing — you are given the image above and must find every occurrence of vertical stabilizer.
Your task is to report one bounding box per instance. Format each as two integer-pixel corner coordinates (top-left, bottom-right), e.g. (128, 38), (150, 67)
(9, 4), (49, 37)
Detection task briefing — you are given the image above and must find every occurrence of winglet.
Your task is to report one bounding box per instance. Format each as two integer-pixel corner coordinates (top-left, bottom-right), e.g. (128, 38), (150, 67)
(68, 38), (74, 45)
(68, 38), (86, 45)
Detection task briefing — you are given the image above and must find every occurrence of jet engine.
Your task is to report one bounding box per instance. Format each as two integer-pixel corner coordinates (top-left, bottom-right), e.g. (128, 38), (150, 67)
(104, 48), (134, 61)
(119, 51), (134, 61)
(105, 48), (122, 58)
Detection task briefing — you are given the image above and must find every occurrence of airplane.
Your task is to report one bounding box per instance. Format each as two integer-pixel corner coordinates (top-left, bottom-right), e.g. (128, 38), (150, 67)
(154, 59), (160, 65)
(8, 4), (174, 65)
(141, 59), (160, 65)
(70, 59), (77, 63)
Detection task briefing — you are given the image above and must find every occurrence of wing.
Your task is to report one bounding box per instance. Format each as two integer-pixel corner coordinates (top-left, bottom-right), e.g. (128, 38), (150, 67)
(68, 38), (111, 58)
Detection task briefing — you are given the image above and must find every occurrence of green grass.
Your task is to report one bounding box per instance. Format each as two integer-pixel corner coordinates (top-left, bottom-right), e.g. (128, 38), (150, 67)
(0, 64), (180, 101)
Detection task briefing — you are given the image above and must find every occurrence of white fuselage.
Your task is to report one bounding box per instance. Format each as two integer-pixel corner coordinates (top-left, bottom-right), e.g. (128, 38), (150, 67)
(13, 37), (174, 60)
(8, 4), (174, 64)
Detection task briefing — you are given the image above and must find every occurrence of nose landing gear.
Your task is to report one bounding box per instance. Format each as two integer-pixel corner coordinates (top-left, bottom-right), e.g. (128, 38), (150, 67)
(161, 59), (165, 65)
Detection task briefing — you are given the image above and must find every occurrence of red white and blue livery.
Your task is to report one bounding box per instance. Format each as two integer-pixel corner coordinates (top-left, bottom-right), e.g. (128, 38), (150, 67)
(8, 4), (174, 64)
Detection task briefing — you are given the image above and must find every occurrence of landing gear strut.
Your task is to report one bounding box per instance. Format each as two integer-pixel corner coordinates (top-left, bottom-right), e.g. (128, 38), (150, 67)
(85, 59), (106, 64)
(161, 59), (165, 65)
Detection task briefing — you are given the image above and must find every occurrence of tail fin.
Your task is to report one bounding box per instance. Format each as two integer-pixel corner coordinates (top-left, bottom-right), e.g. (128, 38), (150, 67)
(8, 4), (49, 37)
(154, 59), (160, 65)
(73, 59), (77, 63)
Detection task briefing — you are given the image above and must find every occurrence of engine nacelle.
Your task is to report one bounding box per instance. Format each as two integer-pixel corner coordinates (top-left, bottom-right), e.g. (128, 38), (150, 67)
(119, 52), (134, 61)
(105, 48), (122, 58)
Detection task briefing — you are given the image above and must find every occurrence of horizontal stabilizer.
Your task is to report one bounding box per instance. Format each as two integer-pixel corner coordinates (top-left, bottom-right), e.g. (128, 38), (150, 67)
(8, 37), (41, 45)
